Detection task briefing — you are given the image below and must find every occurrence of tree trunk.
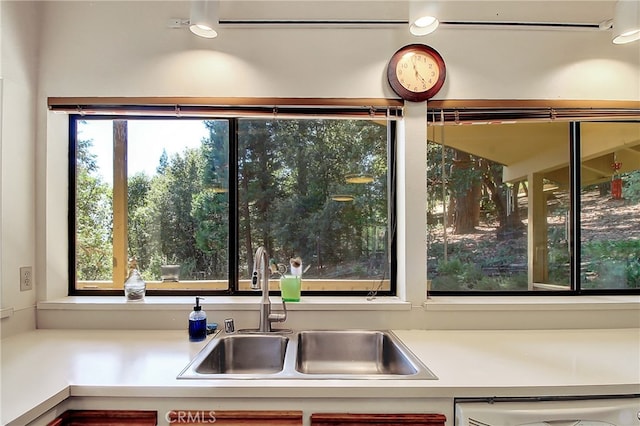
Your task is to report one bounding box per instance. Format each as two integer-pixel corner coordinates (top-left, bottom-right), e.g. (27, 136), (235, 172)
(240, 164), (253, 276)
(598, 181), (610, 197)
(452, 151), (479, 234)
(479, 159), (525, 240)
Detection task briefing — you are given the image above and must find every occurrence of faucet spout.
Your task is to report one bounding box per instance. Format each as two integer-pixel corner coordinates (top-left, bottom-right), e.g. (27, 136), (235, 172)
(252, 246), (287, 332)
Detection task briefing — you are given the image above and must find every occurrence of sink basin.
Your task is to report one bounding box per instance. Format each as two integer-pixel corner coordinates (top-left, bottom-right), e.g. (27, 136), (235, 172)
(177, 330), (437, 380)
(179, 334), (289, 378)
(295, 330), (429, 377)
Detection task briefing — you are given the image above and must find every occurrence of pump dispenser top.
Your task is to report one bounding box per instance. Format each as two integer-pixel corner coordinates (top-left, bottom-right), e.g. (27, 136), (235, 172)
(193, 296), (203, 311)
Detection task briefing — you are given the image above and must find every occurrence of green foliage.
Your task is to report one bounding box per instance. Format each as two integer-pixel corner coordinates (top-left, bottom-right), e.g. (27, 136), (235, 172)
(432, 258), (482, 289)
(236, 119), (388, 279)
(620, 170), (640, 203)
(431, 257), (528, 291)
(426, 141), (452, 207)
(546, 223), (571, 285)
(75, 137), (113, 281)
(127, 172), (152, 270)
(137, 146), (224, 280)
(76, 118), (389, 284)
(192, 189), (229, 278)
(582, 240), (640, 289)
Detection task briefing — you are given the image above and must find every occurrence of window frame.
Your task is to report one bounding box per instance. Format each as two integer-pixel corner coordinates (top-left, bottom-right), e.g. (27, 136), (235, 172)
(58, 97), (640, 298)
(68, 112), (398, 297)
(426, 102), (640, 296)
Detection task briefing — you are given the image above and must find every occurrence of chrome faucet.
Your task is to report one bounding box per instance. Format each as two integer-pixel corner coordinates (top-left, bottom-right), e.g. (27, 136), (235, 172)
(252, 246), (287, 332)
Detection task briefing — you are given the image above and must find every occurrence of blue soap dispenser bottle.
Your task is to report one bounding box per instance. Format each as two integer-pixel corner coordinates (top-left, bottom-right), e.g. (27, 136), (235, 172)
(188, 296), (207, 342)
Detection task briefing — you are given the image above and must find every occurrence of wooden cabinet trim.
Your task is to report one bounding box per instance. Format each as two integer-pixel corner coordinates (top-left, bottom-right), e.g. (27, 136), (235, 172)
(310, 412), (446, 425)
(168, 410), (303, 425)
(47, 409), (157, 426)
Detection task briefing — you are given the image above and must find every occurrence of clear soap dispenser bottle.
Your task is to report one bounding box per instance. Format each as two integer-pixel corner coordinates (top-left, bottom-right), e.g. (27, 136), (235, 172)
(189, 297), (207, 342)
(124, 257), (146, 301)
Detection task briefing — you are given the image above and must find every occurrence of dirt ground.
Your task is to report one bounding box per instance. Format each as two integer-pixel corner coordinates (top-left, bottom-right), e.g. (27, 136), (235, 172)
(429, 190), (640, 252)
(580, 191), (640, 242)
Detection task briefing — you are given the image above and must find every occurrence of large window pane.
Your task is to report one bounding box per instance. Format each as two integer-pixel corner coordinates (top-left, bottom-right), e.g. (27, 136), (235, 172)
(73, 116), (390, 294)
(126, 119), (229, 284)
(427, 122), (571, 292)
(580, 122), (640, 290)
(237, 119), (390, 292)
(75, 120), (114, 283)
(75, 118), (230, 291)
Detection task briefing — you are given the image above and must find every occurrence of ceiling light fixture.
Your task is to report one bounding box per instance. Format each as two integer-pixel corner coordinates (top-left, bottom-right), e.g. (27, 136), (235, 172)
(612, 0), (640, 44)
(189, 0), (219, 39)
(409, 1), (440, 36)
(345, 173), (374, 184)
(331, 194), (355, 202)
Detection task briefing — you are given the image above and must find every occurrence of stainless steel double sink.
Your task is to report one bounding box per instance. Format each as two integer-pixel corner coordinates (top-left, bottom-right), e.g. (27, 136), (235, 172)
(177, 330), (438, 380)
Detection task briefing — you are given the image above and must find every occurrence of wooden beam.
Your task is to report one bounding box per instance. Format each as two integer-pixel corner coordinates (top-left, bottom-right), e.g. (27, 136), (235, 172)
(113, 121), (128, 288)
(48, 96), (403, 108)
(427, 99), (640, 109)
(528, 173), (548, 288)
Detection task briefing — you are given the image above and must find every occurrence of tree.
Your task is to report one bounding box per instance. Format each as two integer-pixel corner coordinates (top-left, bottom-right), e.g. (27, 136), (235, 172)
(237, 120), (281, 274)
(127, 172), (151, 270)
(450, 150), (481, 234)
(138, 146), (207, 280)
(76, 117), (391, 284)
(194, 120), (230, 278)
(478, 159), (525, 239)
(235, 118), (388, 278)
(157, 149), (169, 175)
(75, 137), (113, 280)
(428, 144), (524, 238)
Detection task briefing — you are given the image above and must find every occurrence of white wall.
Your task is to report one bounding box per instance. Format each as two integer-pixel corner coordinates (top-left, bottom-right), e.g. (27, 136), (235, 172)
(1, 1), (639, 335)
(37, 2), (640, 100)
(0, 1), (40, 337)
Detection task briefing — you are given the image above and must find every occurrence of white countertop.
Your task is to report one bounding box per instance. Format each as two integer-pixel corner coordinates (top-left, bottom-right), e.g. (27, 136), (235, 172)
(2, 328), (639, 425)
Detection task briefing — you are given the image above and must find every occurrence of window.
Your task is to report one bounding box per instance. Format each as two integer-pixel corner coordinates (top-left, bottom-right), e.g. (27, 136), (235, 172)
(579, 122), (640, 291)
(64, 99), (638, 298)
(426, 107), (640, 294)
(71, 114), (394, 296)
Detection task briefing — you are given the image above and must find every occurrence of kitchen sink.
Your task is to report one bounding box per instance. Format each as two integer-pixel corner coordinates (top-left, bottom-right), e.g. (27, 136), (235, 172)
(295, 330), (423, 376)
(179, 334), (289, 378)
(177, 330), (437, 380)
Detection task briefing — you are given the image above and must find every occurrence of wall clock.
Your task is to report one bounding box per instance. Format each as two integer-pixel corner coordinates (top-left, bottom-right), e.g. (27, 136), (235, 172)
(387, 44), (446, 102)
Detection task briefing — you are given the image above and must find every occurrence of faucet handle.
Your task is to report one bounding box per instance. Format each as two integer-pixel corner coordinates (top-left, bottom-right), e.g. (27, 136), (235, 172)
(268, 299), (287, 324)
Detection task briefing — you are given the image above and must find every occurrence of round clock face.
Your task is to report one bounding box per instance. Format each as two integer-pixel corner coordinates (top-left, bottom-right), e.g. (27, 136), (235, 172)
(387, 44), (446, 102)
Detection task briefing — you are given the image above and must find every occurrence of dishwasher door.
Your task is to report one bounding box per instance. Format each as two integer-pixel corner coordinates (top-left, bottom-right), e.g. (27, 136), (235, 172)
(455, 397), (640, 426)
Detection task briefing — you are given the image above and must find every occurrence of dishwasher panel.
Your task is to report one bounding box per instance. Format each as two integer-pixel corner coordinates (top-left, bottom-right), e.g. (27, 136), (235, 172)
(455, 397), (640, 426)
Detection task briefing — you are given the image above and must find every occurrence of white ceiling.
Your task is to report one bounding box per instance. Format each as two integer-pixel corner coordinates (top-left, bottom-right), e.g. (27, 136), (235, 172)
(217, 1), (616, 26)
(428, 121), (640, 185)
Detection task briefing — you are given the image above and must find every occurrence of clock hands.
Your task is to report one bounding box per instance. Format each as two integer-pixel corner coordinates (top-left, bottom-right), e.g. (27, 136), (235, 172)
(411, 55), (428, 87)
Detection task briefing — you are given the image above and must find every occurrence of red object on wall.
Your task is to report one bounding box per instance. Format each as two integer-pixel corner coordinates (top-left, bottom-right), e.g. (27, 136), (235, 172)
(612, 177), (623, 199)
